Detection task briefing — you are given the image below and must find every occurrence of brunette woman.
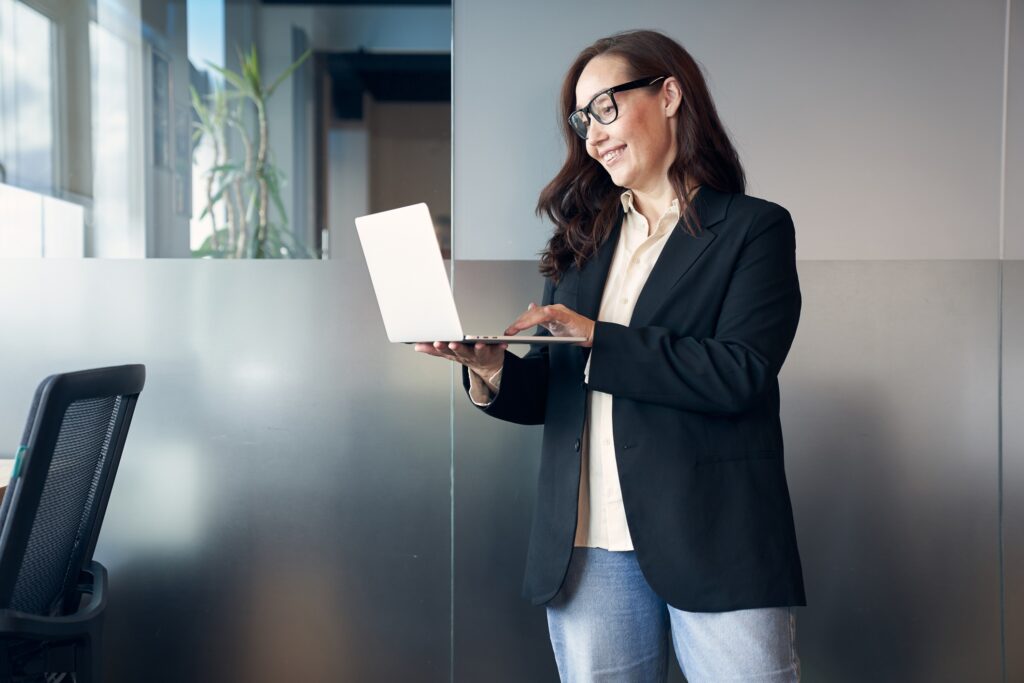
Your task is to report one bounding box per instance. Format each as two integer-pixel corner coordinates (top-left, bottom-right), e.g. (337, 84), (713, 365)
(417, 29), (804, 682)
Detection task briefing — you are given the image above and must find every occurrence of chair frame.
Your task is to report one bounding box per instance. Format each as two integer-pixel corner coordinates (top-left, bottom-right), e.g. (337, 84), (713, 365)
(0, 364), (145, 681)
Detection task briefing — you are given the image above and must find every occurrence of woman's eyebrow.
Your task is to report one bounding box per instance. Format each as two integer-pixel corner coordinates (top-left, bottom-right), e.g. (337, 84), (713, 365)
(583, 81), (618, 106)
(575, 88), (601, 110)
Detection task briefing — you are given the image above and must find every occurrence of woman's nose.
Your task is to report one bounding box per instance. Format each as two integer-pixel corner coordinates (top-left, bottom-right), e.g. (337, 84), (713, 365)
(586, 120), (609, 145)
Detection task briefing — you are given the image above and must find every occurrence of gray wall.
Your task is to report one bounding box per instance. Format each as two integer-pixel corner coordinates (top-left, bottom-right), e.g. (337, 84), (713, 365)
(453, 0), (1010, 262)
(451, 0), (1021, 681)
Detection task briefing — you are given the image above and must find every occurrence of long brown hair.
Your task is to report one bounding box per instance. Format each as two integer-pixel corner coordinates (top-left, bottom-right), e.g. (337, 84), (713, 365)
(537, 30), (746, 281)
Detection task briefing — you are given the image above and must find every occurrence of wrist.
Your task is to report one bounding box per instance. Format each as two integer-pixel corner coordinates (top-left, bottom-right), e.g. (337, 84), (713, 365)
(473, 362), (502, 378)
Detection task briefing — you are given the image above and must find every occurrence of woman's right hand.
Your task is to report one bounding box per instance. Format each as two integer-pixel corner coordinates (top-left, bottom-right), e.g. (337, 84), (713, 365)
(413, 341), (507, 378)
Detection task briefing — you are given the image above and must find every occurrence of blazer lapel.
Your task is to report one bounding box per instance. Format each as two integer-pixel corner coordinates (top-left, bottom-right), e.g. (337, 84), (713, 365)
(576, 211), (624, 321)
(629, 186), (731, 327)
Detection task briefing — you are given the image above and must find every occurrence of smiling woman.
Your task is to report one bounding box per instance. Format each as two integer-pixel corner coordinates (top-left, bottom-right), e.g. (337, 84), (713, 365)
(538, 30), (745, 282)
(420, 28), (805, 683)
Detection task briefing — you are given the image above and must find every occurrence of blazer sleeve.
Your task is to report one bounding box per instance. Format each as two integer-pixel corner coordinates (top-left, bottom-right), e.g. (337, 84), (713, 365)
(461, 278), (553, 425)
(586, 206), (801, 416)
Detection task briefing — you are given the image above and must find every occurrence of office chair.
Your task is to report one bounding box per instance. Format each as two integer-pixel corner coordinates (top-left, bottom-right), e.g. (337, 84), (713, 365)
(0, 365), (145, 682)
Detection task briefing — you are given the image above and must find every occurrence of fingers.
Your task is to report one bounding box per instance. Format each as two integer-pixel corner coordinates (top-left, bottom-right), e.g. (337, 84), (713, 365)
(505, 303), (563, 335)
(504, 302), (537, 335)
(413, 342), (442, 356)
(446, 342), (479, 365)
(450, 342), (507, 367)
(414, 341), (506, 369)
(414, 342), (456, 360)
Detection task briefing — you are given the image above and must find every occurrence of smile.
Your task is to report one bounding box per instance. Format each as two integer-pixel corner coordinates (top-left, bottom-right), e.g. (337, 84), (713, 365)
(602, 146), (625, 164)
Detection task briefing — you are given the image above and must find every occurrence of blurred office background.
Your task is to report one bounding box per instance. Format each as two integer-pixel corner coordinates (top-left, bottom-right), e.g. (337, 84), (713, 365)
(0, 0), (1020, 680)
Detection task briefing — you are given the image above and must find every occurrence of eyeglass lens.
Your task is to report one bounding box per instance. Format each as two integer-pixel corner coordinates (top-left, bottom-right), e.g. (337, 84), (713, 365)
(570, 91), (619, 139)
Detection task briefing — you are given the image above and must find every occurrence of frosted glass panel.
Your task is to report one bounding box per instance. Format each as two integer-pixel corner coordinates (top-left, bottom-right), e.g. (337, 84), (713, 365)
(0, 259), (452, 682)
(451, 259), (1003, 682)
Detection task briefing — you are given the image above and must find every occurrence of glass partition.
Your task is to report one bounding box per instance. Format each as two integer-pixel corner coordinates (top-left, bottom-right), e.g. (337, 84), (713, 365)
(0, 0), (451, 259)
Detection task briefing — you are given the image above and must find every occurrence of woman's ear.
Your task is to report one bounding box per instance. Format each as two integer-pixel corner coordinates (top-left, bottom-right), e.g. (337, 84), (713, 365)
(663, 77), (683, 118)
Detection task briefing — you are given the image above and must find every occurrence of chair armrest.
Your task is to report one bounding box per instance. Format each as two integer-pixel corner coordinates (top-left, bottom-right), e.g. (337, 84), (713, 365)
(0, 561), (107, 639)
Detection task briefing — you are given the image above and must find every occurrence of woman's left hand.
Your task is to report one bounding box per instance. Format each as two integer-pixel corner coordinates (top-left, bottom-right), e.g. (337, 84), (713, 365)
(505, 303), (595, 347)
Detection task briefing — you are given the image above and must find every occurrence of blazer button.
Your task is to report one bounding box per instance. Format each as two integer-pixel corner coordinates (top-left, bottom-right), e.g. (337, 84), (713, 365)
(574, 439), (581, 452)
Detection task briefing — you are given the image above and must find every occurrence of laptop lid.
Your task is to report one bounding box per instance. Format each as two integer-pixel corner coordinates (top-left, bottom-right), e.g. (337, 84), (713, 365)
(355, 203), (465, 343)
(357, 204), (587, 345)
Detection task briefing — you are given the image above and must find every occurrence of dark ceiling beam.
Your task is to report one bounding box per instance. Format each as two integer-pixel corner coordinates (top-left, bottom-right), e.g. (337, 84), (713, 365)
(326, 52), (450, 119)
(264, 1), (450, 6)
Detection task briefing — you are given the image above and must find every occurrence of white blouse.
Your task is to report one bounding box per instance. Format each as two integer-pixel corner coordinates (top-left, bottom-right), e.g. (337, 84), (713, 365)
(470, 190), (682, 551)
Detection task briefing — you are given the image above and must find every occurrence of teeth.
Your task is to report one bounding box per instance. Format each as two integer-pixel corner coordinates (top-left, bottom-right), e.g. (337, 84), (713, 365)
(603, 147), (624, 163)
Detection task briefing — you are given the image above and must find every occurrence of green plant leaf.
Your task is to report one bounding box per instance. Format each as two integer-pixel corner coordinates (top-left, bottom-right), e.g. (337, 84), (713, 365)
(190, 86), (212, 128)
(208, 163), (242, 174)
(245, 188), (258, 224)
(266, 48), (312, 99)
(242, 45), (262, 94)
(208, 182), (232, 204)
(206, 61), (252, 97)
(192, 227), (233, 258)
(263, 169), (289, 225)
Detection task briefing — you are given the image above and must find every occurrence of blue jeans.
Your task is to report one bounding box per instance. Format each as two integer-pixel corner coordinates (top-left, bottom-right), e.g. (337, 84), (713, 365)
(546, 548), (800, 682)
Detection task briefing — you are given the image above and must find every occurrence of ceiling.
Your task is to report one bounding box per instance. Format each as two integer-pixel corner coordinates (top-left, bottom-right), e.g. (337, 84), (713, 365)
(264, 0), (449, 6)
(326, 52), (450, 118)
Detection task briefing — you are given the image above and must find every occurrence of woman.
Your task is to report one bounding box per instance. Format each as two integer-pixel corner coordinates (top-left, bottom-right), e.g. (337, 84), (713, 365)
(417, 29), (804, 682)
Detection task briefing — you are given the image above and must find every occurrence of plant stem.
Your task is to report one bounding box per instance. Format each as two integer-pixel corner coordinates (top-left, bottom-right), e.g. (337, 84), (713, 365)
(255, 98), (269, 258)
(230, 113), (255, 259)
(207, 135), (222, 251)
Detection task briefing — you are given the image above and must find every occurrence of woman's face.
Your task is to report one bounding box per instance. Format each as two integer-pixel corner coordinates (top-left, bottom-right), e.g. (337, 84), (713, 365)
(574, 54), (679, 194)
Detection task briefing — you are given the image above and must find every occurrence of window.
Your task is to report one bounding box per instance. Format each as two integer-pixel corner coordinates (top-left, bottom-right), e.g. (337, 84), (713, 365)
(0, 0), (56, 194)
(89, 16), (145, 257)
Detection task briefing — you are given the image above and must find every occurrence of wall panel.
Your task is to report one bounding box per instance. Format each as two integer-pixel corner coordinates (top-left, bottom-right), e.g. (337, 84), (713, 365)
(1004, 0), (1023, 259)
(783, 261), (1001, 681)
(451, 259), (1003, 682)
(0, 260), (453, 682)
(453, 0), (1005, 262)
(1003, 261), (1024, 682)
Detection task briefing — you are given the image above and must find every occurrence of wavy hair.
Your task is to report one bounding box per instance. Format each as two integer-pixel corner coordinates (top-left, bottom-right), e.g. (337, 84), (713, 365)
(537, 30), (746, 281)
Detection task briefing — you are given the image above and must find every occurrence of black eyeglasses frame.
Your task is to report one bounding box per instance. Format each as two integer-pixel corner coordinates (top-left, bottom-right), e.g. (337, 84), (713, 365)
(568, 75), (668, 140)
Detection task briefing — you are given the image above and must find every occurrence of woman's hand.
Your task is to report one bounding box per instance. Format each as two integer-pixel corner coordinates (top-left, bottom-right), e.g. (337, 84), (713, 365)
(413, 341), (507, 378)
(505, 302), (595, 347)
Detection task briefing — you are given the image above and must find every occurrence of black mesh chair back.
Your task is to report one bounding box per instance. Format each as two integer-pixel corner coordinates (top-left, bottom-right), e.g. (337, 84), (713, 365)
(0, 365), (145, 682)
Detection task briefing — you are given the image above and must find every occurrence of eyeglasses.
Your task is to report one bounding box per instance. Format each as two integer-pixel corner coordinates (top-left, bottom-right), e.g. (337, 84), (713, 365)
(568, 76), (668, 140)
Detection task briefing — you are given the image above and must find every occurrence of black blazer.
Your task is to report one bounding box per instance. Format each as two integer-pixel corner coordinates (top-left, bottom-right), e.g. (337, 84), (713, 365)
(463, 186), (806, 612)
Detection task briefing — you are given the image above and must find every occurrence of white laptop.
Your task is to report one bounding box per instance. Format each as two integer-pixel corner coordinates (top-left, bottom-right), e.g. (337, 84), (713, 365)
(355, 203), (585, 345)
